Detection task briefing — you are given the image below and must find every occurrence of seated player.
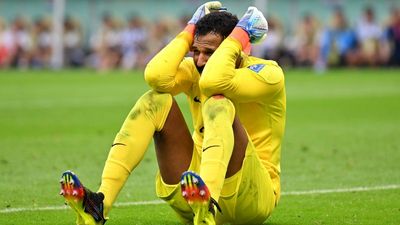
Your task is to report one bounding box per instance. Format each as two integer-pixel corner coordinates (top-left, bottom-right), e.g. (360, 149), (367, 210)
(60, 2), (286, 224)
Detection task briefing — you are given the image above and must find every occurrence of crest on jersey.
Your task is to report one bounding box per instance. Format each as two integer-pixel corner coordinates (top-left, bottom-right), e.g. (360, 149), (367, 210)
(247, 64), (266, 73)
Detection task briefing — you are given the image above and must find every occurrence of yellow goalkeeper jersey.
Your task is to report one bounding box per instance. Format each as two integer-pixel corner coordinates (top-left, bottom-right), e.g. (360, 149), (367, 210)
(145, 31), (286, 193)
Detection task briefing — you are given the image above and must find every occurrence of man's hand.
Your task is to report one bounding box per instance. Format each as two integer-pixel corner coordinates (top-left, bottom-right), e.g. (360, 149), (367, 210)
(188, 1), (224, 25)
(236, 7), (268, 44)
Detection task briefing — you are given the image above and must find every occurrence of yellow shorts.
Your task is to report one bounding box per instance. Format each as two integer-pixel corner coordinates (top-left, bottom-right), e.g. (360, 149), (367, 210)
(155, 141), (277, 225)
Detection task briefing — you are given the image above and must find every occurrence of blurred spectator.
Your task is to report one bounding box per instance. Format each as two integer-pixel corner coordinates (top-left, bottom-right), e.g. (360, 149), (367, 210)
(63, 16), (85, 67)
(1, 4), (400, 71)
(291, 13), (320, 66)
(356, 6), (382, 66)
(32, 17), (53, 68)
(120, 14), (148, 70)
(0, 18), (10, 68)
(254, 16), (285, 62)
(384, 7), (400, 66)
(89, 13), (122, 71)
(318, 7), (361, 69)
(146, 17), (179, 60)
(2, 16), (33, 69)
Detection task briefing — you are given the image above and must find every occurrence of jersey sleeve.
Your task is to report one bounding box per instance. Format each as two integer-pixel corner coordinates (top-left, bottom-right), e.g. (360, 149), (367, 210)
(199, 37), (284, 103)
(144, 31), (195, 96)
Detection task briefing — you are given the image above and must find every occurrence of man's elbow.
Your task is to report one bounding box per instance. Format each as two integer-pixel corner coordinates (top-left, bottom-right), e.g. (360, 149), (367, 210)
(144, 64), (160, 87)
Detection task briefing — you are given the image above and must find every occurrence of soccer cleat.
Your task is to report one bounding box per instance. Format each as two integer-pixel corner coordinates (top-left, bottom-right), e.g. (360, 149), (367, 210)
(180, 171), (221, 225)
(60, 170), (106, 225)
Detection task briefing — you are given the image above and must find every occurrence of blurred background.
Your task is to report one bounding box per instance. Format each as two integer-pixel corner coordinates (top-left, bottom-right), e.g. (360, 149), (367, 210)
(1, 2), (400, 224)
(0, 0), (399, 71)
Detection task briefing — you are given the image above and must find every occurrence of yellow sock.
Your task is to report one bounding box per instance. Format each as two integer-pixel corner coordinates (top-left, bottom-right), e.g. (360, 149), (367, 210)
(98, 90), (172, 217)
(200, 96), (235, 202)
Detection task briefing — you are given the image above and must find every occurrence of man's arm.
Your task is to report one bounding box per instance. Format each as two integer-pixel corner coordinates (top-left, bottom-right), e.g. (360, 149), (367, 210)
(145, 1), (223, 95)
(144, 28), (194, 95)
(200, 38), (284, 102)
(200, 7), (284, 102)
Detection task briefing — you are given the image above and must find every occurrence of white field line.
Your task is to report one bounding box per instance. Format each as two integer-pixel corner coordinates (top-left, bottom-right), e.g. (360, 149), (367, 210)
(1, 184), (399, 214)
(282, 184), (400, 196)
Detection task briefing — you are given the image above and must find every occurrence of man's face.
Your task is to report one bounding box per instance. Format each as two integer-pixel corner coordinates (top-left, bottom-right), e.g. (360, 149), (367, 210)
(191, 32), (223, 74)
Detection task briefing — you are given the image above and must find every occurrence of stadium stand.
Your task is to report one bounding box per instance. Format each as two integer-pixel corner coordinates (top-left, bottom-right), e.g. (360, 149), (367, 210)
(0, 0), (399, 70)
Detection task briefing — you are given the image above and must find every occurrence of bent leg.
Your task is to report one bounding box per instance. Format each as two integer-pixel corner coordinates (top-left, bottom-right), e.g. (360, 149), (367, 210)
(98, 90), (175, 217)
(154, 100), (194, 184)
(226, 116), (248, 178)
(154, 99), (197, 224)
(200, 95), (248, 202)
(200, 97), (275, 224)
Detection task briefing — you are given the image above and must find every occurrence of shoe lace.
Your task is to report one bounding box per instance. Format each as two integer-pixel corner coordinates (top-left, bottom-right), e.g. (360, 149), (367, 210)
(209, 197), (222, 215)
(83, 188), (106, 224)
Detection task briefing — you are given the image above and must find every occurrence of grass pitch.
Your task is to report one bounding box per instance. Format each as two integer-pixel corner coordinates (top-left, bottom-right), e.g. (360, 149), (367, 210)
(0, 68), (399, 225)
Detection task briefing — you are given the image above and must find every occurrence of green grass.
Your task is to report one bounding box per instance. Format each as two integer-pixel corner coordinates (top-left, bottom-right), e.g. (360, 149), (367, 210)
(0, 68), (399, 224)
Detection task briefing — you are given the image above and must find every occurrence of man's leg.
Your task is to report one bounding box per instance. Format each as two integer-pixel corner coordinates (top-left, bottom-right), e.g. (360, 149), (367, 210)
(153, 100), (201, 223)
(200, 95), (248, 202)
(199, 96), (275, 224)
(98, 90), (177, 217)
(100, 91), (195, 221)
(180, 95), (249, 225)
(185, 95), (277, 224)
(61, 90), (193, 224)
(153, 100), (193, 184)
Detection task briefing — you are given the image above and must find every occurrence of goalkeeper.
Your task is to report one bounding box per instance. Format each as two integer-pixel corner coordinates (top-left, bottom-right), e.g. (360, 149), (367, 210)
(60, 1), (286, 225)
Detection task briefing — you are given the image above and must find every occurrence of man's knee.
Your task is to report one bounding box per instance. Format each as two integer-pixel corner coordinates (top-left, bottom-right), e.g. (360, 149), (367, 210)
(202, 95), (235, 123)
(132, 90), (173, 131)
(137, 90), (173, 115)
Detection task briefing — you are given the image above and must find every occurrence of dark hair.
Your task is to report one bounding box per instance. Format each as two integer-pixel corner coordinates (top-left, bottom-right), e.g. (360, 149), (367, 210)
(195, 11), (239, 38)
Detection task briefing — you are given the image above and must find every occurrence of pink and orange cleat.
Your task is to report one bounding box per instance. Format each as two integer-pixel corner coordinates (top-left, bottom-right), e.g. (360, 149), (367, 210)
(180, 171), (221, 225)
(60, 170), (105, 225)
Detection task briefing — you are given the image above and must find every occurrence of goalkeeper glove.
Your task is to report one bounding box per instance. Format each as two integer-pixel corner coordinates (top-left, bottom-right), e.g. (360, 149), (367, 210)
(229, 6), (268, 54)
(185, 1), (225, 36)
(237, 6), (268, 44)
(188, 1), (225, 24)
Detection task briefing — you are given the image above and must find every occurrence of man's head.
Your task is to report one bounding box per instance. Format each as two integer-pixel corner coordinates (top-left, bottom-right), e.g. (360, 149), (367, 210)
(192, 11), (238, 73)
